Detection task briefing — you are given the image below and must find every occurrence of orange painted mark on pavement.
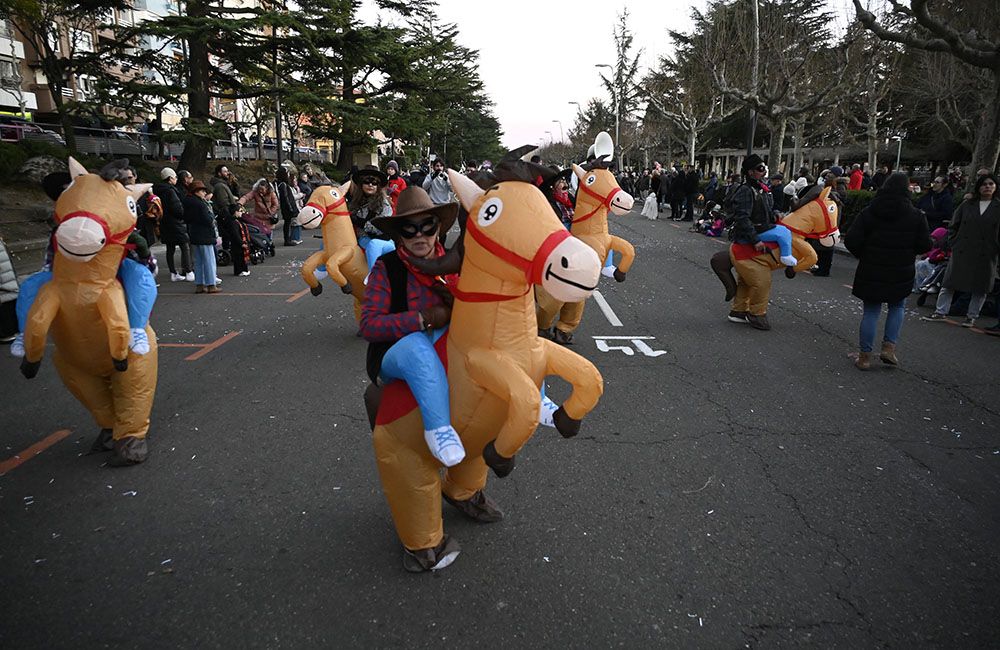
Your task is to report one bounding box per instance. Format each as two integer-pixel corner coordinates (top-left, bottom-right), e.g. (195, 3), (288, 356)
(185, 330), (242, 361)
(158, 343), (202, 348)
(158, 292), (296, 297)
(287, 288), (311, 303)
(0, 429), (71, 475)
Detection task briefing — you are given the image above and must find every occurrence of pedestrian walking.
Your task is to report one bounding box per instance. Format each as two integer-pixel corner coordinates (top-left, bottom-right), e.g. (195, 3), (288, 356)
(844, 172), (931, 370)
(921, 174), (1000, 328)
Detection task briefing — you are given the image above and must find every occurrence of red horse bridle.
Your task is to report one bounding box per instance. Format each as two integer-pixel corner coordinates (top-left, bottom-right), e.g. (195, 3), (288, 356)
(451, 211), (571, 303)
(54, 210), (135, 260)
(305, 194), (350, 222)
(781, 196), (838, 240)
(572, 179), (621, 224)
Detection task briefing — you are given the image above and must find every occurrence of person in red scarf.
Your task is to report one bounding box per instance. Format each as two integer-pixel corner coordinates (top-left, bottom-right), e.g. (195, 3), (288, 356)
(360, 187), (466, 469)
(544, 168), (575, 229)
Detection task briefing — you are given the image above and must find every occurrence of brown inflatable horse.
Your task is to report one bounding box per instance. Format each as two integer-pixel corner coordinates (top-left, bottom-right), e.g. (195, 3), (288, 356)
(710, 186), (839, 329)
(369, 169), (605, 571)
(20, 157), (158, 465)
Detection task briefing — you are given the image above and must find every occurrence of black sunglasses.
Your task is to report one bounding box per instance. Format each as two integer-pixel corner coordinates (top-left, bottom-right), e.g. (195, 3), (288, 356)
(753, 165), (766, 172)
(397, 216), (439, 239)
(360, 177), (379, 186)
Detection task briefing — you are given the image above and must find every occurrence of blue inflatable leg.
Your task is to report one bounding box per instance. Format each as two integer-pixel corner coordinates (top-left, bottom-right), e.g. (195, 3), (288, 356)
(757, 225), (793, 258)
(364, 239), (397, 272)
(15, 271), (53, 331)
(379, 331), (451, 431)
(117, 258), (157, 329)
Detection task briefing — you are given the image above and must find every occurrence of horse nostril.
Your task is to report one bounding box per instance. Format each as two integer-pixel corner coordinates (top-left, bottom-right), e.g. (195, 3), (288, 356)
(100, 238), (106, 244)
(561, 256), (569, 269)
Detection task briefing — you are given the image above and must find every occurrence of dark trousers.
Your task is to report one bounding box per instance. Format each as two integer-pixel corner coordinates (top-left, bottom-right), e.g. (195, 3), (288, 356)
(0, 300), (16, 338)
(221, 218), (248, 274)
(810, 240), (833, 275)
(138, 217), (157, 247)
(685, 193), (699, 221)
(670, 199), (684, 219)
(165, 241), (192, 275)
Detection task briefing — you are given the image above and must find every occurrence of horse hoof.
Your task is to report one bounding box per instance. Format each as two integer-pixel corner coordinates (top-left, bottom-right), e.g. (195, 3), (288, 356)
(785, 266), (796, 279)
(113, 358), (128, 372)
(310, 284), (323, 296)
(340, 282), (353, 295)
(482, 440), (515, 478)
(613, 269), (627, 283)
(20, 358), (41, 379)
(553, 406), (582, 439)
(107, 437), (148, 466)
(87, 428), (115, 455)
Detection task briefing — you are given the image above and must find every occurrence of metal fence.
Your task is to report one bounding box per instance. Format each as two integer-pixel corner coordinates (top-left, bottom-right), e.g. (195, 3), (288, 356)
(1, 120), (332, 164)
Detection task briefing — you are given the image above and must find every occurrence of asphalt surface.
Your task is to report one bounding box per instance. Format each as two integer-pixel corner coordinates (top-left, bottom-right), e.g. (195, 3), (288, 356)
(2, 207), (999, 649)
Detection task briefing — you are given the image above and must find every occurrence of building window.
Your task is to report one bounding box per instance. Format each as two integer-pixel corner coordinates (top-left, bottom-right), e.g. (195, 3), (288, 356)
(47, 28), (61, 53)
(72, 29), (94, 53)
(0, 58), (16, 82)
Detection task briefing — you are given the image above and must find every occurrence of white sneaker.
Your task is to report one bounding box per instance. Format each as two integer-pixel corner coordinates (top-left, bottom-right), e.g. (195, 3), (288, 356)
(129, 328), (150, 355)
(539, 395), (559, 428)
(424, 426), (465, 467)
(184, 271), (195, 282)
(170, 273), (185, 282)
(779, 255), (798, 267)
(9, 332), (24, 357)
(601, 265), (616, 278)
(238, 270), (250, 277)
(215, 277), (223, 285)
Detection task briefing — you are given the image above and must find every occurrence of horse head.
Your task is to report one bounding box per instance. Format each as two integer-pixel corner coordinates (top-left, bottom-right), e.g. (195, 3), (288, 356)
(297, 181), (353, 231)
(54, 157), (150, 265)
(781, 186), (840, 247)
(571, 163), (634, 224)
(449, 170), (601, 303)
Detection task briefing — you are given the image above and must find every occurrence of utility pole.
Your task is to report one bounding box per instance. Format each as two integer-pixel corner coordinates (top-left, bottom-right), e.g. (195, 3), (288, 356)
(272, 2), (282, 166)
(745, 0), (759, 157)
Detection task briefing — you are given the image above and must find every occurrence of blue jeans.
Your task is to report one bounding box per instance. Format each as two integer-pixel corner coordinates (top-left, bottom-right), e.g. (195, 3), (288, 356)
(757, 224), (793, 258)
(192, 244), (217, 286)
(859, 299), (905, 353)
(16, 259), (156, 330)
(379, 329), (450, 431)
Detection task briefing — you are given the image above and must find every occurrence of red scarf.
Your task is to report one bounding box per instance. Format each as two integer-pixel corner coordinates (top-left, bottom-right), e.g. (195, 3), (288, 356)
(396, 242), (459, 289)
(553, 189), (574, 210)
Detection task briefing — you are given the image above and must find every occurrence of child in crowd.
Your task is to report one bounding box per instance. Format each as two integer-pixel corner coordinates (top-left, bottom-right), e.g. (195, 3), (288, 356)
(913, 227), (951, 292)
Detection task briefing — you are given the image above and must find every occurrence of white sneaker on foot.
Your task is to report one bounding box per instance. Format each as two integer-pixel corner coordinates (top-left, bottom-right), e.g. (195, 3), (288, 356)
(170, 273), (185, 282)
(539, 395), (559, 428)
(238, 270), (250, 277)
(780, 255), (798, 267)
(10, 332), (24, 357)
(215, 277), (223, 285)
(129, 328), (150, 355)
(601, 265), (616, 278)
(184, 271), (195, 281)
(425, 426), (465, 467)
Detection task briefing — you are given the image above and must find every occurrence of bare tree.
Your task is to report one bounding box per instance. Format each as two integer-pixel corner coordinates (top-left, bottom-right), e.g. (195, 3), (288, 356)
(853, 0), (1000, 179)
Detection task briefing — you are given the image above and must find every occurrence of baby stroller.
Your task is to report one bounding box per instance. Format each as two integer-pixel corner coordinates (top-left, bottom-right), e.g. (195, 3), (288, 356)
(915, 263), (946, 306)
(242, 220), (276, 264)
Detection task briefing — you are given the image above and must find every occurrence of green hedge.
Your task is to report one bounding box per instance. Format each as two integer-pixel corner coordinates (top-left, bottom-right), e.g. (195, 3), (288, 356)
(0, 143), (29, 180)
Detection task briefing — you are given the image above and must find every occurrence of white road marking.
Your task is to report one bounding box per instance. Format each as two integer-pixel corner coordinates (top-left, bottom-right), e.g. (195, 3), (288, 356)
(592, 290), (623, 327)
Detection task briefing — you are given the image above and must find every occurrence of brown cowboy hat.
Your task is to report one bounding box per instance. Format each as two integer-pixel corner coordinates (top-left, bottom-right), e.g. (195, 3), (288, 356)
(351, 164), (388, 187)
(188, 180), (209, 193)
(371, 186), (458, 236)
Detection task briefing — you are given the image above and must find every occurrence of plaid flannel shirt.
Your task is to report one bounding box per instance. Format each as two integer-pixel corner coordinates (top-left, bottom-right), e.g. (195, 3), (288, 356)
(360, 258), (446, 342)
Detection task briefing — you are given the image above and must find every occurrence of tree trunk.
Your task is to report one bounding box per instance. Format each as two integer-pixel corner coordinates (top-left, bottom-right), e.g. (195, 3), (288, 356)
(42, 66), (76, 152)
(687, 129), (696, 165)
(867, 97), (879, 170)
(792, 121), (804, 173)
(178, 0), (212, 174)
(767, 116), (786, 174)
(967, 70), (1000, 188)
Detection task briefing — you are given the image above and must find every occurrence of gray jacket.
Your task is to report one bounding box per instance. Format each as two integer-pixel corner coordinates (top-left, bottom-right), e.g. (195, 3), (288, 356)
(422, 170), (453, 205)
(0, 238), (19, 304)
(942, 198), (1000, 294)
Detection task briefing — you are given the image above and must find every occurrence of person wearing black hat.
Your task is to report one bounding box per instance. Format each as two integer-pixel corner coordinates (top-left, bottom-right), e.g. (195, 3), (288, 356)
(350, 165), (397, 272)
(728, 154), (797, 329)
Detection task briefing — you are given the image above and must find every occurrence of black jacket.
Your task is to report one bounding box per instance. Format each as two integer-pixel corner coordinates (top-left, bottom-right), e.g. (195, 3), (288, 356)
(276, 181), (298, 220)
(683, 170), (700, 195)
(153, 181), (188, 244)
(844, 194), (931, 303)
(729, 181), (775, 244)
(182, 195), (219, 245)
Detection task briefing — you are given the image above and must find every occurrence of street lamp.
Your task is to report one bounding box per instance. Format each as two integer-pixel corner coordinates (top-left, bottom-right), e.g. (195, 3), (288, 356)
(544, 130), (553, 146)
(552, 119), (564, 142)
(595, 63), (621, 169)
(892, 135), (903, 171)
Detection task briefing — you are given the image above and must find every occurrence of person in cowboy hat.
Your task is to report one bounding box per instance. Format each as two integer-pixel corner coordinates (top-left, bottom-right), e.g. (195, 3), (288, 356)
(731, 154), (797, 269)
(360, 186), (467, 474)
(351, 164), (397, 272)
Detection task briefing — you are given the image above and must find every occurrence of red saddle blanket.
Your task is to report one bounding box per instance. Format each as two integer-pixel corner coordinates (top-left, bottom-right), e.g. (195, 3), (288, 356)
(731, 241), (778, 261)
(375, 331), (450, 426)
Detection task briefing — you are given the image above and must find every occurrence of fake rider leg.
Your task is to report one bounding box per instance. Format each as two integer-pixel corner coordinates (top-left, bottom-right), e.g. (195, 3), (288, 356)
(756, 225), (797, 267)
(379, 329), (465, 467)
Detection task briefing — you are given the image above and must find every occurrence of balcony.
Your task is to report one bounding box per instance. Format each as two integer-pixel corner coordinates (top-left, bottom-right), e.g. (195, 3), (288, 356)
(0, 34), (25, 60)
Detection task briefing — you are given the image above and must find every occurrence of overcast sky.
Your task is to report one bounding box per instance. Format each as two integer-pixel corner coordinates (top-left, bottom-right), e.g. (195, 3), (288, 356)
(433, 0), (705, 149)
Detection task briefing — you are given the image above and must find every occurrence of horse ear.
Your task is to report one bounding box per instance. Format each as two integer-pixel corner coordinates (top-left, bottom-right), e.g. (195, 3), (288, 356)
(818, 186), (831, 201)
(572, 163), (586, 180)
(339, 180), (352, 195)
(68, 156), (87, 178)
(127, 183), (153, 201)
(447, 169), (485, 212)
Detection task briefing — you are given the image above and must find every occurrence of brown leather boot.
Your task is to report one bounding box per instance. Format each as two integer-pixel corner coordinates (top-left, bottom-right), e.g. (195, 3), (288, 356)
(855, 351), (872, 370)
(880, 342), (898, 366)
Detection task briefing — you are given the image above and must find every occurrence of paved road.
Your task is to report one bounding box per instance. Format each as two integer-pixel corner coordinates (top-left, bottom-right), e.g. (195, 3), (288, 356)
(2, 209), (998, 648)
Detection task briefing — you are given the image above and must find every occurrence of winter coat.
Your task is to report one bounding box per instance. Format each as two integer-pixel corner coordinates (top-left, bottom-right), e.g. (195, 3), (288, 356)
(153, 181), (188, 244)
(916, 190), (954, 230)
(386, 176), (407, 212)
(729, 180), (775, 244)
(182, 195), (219, 246)
(844, 193), (931, 303)
(683, 170), (700, 195)
(210, 175), (238, 219)
(848, 169), (863, 191)
(0, 237), (18, 304)
(239, 184), (279, 236)
(941, 198), (1000, 294)
(276, 181), (298, 221)
(421, 170), (452, 205)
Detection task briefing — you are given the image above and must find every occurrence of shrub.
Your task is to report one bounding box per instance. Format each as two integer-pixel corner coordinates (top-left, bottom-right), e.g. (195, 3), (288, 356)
(20, 139), (69, 160)
(0, 143), (29, 181)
